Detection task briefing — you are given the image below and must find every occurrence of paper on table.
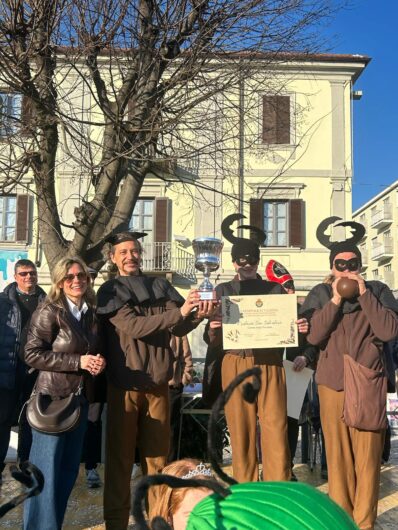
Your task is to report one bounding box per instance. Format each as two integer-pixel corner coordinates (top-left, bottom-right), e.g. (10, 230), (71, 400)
(283, 359), (314, 420)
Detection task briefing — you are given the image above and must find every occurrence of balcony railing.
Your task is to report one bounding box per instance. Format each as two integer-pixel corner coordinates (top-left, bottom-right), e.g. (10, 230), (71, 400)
(141, 242), (196, 282)
(370, 238), (394, 261)
(370, 204), (393, 229)
(361, 249), (368, 267)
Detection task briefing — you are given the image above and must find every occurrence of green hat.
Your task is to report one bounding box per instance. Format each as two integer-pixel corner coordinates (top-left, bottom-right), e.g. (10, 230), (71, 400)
(187, 482), (358, 530)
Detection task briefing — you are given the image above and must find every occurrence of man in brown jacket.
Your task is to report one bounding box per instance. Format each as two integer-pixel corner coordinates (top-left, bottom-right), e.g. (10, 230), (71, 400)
(301, 217), (398, 530)
(97, 231), (213, 530)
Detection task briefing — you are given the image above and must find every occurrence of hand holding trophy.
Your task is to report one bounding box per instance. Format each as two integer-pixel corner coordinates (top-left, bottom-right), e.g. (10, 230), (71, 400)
(192, 237), (223, 301)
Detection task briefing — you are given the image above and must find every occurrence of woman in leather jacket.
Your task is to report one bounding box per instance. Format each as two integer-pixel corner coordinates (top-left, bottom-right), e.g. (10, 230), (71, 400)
(23, 257), (106, 530)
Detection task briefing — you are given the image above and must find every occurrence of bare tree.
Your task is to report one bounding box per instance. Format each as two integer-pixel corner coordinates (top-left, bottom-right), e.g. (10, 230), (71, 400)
(0, 0), (336, 270)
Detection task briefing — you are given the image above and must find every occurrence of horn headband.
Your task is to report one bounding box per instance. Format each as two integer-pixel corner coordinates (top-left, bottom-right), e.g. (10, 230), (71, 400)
(316, 216), (365, 269)
(221, 214), (266, 262)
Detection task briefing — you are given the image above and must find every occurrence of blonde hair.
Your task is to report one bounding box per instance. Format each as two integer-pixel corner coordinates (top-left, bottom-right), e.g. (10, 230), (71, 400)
(150, 459), (211, 527)
(323, 274), (335, 285)
(45, 257), (96, 308)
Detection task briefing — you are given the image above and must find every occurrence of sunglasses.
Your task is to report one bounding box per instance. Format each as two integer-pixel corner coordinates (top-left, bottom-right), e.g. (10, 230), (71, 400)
(235, 256), (259, 266)
(334, 258), (360, 272)
(17, 271), (37, 277)
(63, 272), (88, 283)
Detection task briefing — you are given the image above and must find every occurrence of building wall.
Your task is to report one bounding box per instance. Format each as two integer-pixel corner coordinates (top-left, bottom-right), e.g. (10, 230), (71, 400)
(353, 180), (398, 292)
(0, 56), (368, 296)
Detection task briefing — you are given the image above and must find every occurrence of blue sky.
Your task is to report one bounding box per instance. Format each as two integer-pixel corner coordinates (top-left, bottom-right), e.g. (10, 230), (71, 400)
(322, 0), (398, 211)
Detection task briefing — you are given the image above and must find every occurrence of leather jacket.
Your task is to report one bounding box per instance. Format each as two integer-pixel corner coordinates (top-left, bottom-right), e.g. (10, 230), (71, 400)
(24, 301), (99, 398)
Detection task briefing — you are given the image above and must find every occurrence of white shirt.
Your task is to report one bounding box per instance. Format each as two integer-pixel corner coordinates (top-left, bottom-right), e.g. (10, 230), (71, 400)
(65, 297), (88, 322)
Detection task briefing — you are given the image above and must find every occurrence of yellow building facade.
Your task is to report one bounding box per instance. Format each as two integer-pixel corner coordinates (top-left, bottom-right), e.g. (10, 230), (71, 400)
(0, 53), (369, 302)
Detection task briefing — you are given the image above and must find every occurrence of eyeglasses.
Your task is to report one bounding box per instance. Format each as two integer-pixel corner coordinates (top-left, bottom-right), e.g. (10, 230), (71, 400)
(334, 258), (360, 272)
(63, 272), (88, 283)
(234, 256), (259, 266)
(17, 271), (37, 277)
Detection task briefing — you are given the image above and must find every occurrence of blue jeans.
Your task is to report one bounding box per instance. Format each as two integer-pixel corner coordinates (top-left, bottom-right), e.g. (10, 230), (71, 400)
(23, 401), (88, 530)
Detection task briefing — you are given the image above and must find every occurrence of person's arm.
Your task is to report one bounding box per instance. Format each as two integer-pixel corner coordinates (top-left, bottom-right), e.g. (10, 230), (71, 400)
(24, 306), (81, 372)
(358, 288), (398, 342)
(181, 336), (193, 386)
(306, 301), (341, 346)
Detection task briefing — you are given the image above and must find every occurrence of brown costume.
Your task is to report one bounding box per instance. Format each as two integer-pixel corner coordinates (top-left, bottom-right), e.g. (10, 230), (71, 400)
(301, 280), (398, 530)
(97, 275), (202, 529)
(205, 278), (291, 483)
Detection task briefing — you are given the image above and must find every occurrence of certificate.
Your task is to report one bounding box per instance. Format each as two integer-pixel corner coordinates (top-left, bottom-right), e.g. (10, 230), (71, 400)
(221, 294), (298, 349)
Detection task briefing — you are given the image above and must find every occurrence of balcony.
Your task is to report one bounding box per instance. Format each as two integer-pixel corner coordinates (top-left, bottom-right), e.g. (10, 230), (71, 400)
(384, 270), (395, 289)
(370, 238), (394, 261)
(370, 204), (393, 229)
(141, 242), (196, 282)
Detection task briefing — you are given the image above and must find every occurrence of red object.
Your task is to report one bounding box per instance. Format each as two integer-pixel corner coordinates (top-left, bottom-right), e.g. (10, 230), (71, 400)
(265, 260), (294, 289)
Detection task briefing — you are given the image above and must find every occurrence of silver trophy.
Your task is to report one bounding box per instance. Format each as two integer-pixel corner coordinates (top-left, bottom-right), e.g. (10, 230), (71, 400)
(192, 237), (223, 300)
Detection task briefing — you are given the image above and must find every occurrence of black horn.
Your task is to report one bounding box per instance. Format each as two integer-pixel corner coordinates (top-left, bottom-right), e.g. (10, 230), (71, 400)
(221, 213), (246, 244)
(315, 216), (342, 249)
(335, 221), (366, 245)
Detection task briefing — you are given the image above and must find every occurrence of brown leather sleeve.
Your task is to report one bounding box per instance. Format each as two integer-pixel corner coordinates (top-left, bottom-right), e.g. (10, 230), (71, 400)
(358, 289), (398, 342)
(24, 306), (81, 372)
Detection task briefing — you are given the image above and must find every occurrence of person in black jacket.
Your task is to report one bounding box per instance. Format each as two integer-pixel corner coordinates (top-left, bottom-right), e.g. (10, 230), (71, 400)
(0, 259), (46, 484)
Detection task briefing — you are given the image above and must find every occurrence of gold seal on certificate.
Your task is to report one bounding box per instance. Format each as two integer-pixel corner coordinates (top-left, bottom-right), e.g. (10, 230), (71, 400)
(221, 294), (298, 349)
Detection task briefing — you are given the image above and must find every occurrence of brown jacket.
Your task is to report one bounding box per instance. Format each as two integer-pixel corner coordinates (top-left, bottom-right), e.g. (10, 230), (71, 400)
(302, 282), (398, 391)
(24, 302), (99, 398)
(101, 299), (202, 391)
(169, 335), (193, 387)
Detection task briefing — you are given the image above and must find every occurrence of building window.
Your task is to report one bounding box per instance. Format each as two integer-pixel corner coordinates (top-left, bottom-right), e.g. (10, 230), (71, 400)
(130, 199), (154, 244)
(263, 201), (287, 246)
(385, 264), (392, 272)
(372, 269), (379, 278)
(0, 196), (16, 240)
(250, 198), (305, 248)
(0, 92), (22, 136)
(262, 95), (291, 145)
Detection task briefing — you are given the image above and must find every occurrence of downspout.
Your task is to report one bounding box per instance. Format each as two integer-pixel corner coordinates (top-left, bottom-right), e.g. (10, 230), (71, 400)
(238, 69), (244, 237)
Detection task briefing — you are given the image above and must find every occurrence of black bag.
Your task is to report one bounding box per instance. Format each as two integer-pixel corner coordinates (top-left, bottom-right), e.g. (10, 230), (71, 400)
(26, 380), (83, 435)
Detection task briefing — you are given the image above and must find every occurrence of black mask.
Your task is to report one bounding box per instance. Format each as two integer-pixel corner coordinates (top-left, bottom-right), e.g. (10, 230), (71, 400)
(234, 256), (259, 266)
(333, 258), (360, 272)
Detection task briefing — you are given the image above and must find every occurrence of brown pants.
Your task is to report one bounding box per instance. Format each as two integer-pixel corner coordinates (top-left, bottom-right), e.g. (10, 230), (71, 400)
(104, 381), (170, 530)
(222, 354), (290, 482)
(318, 385), (385, 530)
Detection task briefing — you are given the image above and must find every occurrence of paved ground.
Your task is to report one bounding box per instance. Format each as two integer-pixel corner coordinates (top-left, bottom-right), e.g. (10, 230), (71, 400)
(1, 433), (397, 529)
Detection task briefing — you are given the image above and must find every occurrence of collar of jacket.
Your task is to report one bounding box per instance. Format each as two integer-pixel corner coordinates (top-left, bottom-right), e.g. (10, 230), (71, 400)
(96, 274), (185, 315)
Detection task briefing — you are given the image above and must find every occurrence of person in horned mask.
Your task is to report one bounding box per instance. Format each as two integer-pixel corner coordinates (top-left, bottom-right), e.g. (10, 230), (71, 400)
(203, 214), (308, 483)
(300, 217), (398, 530)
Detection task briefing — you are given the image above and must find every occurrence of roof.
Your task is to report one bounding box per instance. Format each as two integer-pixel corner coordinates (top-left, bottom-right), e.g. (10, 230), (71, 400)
(353, 179), (398, 217)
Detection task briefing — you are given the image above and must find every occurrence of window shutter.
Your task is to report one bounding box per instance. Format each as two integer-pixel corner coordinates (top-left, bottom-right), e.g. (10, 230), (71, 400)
(289, 199), (305, 248)
(250, 198), (264, 245)
(262, 96), (277, 144)
(262, 95), (290, 145)
(276, 96), (290, 144)
(154, 197), (171, 242)
(16, 194), (29, 242)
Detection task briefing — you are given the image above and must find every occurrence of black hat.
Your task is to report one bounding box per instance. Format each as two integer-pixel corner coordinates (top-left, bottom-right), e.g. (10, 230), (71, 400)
(221, 214), (266, 262)
(104, 231), (147, 246)
(316, 217), (365, 269)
